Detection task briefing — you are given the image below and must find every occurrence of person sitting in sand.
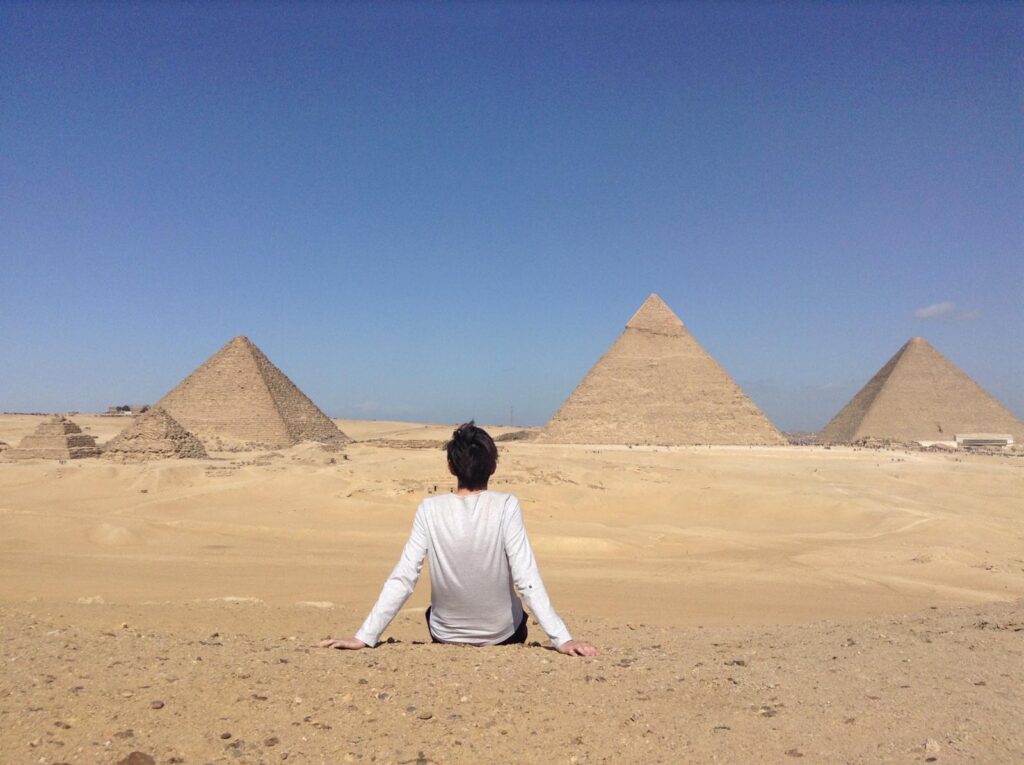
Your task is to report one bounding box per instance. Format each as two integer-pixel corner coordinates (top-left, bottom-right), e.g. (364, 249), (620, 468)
(319, 421), (598, 657)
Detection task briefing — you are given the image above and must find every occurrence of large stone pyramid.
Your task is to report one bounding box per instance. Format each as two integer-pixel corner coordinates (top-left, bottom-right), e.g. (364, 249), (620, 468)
(541, 294), (786, 445)
(820, 337), (1024, 443)
(6, 415), (101, 460)
(155, 336), (350, 449)
(102, 406), (209, 461)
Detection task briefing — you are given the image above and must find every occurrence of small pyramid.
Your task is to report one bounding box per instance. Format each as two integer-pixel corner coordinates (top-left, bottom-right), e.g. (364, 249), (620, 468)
(155, 336), (350, 449)
(6, 415), (101, 460)
(821, 337), (1024, 443)
(541, 295), (786, 445)
(102, 407), (209, 461)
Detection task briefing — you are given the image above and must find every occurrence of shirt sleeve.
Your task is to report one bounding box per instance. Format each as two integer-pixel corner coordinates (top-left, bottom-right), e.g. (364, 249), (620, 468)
(501, 496), (573, 647)
(355, 505), (429, 647)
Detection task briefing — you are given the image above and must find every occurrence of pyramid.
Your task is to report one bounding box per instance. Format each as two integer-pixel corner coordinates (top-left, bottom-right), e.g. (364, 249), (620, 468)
(820, 337), (1024, 443)
(102, 407), (209, 461)
(541, 295), (786, 445)
(155, 336), (350, 449)
(6, 416), (101, 460)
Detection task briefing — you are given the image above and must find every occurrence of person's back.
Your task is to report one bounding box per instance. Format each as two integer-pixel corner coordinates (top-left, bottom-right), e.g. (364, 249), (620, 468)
(319, 422), (598, 657)
(420, 491), (527, 644)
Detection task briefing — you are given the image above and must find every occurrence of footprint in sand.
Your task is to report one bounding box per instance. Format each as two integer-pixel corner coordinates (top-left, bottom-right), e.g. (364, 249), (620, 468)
(88, 523), (140, 546)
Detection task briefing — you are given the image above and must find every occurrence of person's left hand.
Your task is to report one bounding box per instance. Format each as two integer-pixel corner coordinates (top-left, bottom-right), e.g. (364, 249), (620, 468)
(318, 637), (367, 650)
(557, 639), (599, 657)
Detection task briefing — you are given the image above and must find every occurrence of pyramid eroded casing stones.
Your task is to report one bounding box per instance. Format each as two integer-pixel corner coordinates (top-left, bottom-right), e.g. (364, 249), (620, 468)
(541, 294), (786, 445)
(102, 406), (209, 461)
(155, 336), (349, 449)
(820, 337), (1024, 443)
(6, 416), (101, 460)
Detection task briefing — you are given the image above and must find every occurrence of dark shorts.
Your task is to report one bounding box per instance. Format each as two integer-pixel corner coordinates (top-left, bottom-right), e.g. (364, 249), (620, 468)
(424, 606), (529, 646)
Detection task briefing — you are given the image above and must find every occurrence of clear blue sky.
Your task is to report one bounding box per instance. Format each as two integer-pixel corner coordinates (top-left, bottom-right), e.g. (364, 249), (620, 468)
(2, 2), (1021, 431)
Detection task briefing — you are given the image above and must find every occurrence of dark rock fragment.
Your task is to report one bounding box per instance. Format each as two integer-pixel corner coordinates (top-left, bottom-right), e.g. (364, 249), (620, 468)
(117, 754), (156, 765)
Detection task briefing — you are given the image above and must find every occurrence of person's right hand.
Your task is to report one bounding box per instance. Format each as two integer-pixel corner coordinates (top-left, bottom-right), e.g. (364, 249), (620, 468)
(318, 637), (367, 650)
(557, 639), (599, 657)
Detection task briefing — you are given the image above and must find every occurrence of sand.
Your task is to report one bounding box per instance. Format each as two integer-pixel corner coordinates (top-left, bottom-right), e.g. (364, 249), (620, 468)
(1, 414), (1022, 763)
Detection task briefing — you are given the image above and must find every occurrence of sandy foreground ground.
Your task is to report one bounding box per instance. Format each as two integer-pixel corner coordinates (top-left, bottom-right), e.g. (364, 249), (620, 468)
(1, 414), (1022, 764)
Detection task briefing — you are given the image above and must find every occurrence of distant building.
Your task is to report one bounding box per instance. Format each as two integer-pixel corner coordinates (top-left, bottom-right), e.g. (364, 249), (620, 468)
(955, 434), (1014, 448)
(106, 404), (150, 415)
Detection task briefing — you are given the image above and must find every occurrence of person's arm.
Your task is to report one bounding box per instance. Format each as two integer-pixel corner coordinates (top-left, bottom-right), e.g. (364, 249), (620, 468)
(502, 497), (598, 656)
(320, 506), (429, 650)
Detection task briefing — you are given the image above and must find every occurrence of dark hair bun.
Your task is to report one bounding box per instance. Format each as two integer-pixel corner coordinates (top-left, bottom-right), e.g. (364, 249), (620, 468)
(452, 421), (483, 447)
(446, 421), (497, 489)
(452, 420), (476, 440)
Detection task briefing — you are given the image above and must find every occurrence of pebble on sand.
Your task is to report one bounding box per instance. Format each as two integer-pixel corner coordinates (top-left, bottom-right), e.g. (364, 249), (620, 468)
(149, 700), (164, 710)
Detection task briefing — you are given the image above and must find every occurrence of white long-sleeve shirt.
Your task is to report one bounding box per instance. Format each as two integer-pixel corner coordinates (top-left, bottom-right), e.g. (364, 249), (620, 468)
(355, 491), (572, 648)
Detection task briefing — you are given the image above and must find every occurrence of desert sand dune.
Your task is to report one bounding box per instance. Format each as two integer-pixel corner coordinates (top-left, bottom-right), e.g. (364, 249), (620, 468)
(1, 414), (1023, 762)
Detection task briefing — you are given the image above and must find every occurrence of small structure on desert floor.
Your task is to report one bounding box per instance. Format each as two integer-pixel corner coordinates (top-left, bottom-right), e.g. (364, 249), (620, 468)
(954, 433), (1014, 448)
(820, 337), (1024, 444)
(102, 406), (208, 461)
(540, 294), (786, 445)
(155, 336), (350, 449)
(5, 415), (101, 460)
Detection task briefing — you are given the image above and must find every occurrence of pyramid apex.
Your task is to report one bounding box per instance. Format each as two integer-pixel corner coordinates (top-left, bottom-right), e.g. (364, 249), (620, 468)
(222, 336), (261, 355)
(626, 294), (685, 334)
(902, 336), (935, 354)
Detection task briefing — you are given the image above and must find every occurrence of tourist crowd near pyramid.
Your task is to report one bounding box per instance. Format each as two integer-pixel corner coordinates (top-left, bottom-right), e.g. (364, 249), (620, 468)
(541, 294), (786, 446)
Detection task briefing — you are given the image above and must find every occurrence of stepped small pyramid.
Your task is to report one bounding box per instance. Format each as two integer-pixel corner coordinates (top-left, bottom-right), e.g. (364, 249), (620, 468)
(541, 295), (785, 445)
(102, 407), (208, 461)
(820, 337), (1024, 443)
(6, 415), (101, 460)
(155, 336), (350, 449)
